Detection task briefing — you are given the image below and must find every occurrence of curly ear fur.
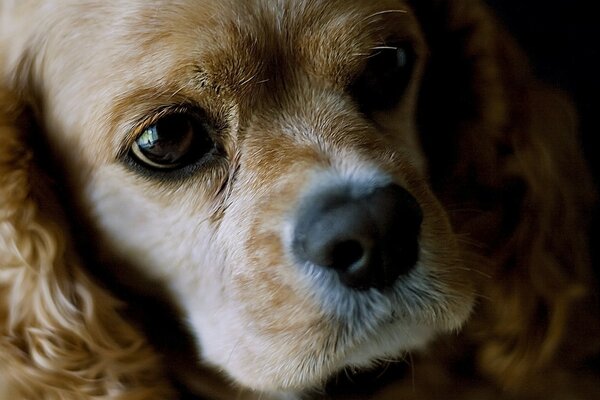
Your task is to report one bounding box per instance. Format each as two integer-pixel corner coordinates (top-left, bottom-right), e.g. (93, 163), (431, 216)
(0, 90), (174, 399)
(413, 0), (598, 391)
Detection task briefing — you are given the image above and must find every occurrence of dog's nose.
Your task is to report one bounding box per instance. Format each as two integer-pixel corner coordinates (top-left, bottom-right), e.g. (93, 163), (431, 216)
(292, 183), (422, 290)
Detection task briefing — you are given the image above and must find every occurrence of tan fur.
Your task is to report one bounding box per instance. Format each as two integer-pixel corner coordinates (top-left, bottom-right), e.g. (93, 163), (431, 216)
(1, 0), (597, 399)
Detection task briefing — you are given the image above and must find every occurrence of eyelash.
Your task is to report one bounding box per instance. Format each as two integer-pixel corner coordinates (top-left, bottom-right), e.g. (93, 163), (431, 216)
(350, 42), (416, 114)
(130, 104), (195, 144)
(122, 104), (227, 181)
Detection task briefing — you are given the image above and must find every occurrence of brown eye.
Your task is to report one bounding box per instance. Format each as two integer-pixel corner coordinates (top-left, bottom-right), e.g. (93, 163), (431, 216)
(351, 44), (416, 114)
(131, 113), (215, 170)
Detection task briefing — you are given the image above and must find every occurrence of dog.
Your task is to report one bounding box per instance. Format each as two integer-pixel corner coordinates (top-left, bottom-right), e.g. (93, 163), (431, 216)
(1, 0), (598, 399)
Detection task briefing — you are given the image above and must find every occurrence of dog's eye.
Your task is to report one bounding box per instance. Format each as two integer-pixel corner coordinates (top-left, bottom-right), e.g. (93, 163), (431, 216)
(351, 44), (415, 113)
(131, 113), (215, 170)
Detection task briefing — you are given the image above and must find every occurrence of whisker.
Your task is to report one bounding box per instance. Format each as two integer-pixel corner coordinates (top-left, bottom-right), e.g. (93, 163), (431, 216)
(236, 388), (246, 400)
(407, 351), (416, 393)
(226, 318), (252, 366)
(476, 293), (494, 302)
(371, 45), (399, 50)
(239, 73), (258, 87)
(362, 9), (408, 23)
(456, 235), (490, 251)
(450, 266), (492, 279)
(167, 85), (186, 101)
(375, 361), (392, 379)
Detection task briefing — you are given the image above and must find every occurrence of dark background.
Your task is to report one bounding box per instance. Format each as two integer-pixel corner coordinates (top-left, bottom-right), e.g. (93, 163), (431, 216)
(487, 0), (600, 277)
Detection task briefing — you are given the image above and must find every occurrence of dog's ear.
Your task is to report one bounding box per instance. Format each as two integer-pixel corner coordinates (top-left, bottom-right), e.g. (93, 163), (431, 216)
(0, 88), (174, 397)
(410, 0), (598, 390)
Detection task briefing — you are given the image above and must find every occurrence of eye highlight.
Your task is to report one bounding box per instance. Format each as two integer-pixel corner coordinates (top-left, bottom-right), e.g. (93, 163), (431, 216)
(350, 43), (416, 114)
(130, 111), (216, 170)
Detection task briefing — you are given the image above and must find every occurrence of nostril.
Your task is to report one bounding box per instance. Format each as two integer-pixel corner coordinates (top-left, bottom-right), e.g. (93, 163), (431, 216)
(293, 182), (422, 290)
(330, 239), (367, 272)
(294, 201), (375, 271)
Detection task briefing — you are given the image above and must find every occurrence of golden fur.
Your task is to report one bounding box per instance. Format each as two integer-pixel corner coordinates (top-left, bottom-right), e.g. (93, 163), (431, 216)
(1, 0), (598, 399)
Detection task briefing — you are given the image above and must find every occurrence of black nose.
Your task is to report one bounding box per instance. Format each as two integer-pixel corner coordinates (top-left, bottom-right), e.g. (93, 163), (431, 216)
(292, 183), (423, 290)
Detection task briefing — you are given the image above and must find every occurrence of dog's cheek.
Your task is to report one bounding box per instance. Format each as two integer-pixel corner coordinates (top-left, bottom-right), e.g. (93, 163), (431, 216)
(81, 166), (232, 311)
(198, 163), (343, 390)
(83, 168), (258, 369)
(217, 143), (325, 324)
(78, 163), (334, 390)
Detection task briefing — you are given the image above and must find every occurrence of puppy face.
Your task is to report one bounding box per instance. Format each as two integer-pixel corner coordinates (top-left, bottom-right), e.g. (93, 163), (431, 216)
(3, 0), (474, 393)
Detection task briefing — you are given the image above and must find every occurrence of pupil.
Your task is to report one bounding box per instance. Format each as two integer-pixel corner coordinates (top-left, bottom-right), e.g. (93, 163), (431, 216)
(351, 44), (414, 113)
(396, 48), (408, 68)
(136, 114), (195, 166)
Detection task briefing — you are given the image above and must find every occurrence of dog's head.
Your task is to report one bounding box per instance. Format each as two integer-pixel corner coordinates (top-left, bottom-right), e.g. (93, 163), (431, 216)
(1, 0), (594, 397)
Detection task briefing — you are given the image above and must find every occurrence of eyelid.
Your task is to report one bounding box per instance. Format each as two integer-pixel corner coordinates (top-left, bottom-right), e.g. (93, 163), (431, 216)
(122, 106), (228, 181)
(349, 41), (416, 114)
(135, 105), (194, 138)
(350, 38), (414, 82)
(118, 104), (202, 160)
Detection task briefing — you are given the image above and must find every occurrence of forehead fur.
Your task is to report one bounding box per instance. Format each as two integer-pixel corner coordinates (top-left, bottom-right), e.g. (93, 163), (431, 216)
(3, 0), (420, 161)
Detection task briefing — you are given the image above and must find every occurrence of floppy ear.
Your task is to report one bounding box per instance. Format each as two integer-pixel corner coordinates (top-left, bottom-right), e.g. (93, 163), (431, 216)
(411, 0), (598, 390)
(0, 88), (175, 398)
